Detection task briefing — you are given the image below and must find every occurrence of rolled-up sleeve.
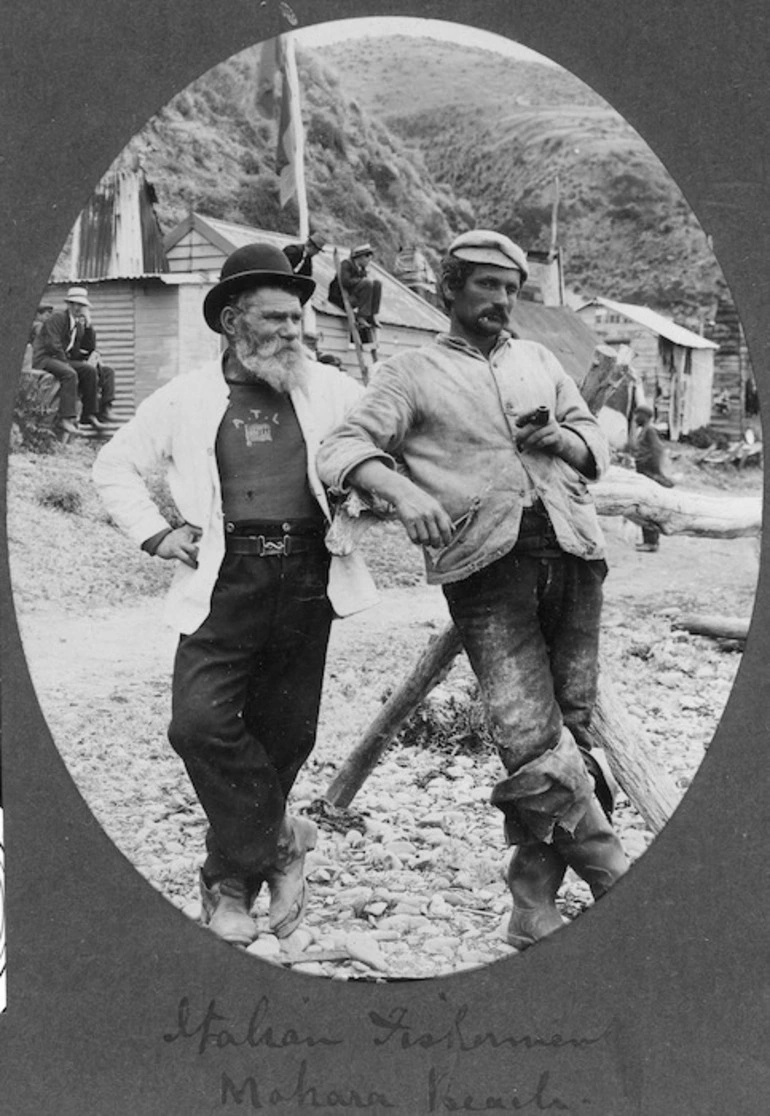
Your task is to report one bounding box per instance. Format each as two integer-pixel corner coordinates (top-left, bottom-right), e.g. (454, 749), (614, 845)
(552, 359), (610, 479)
(92, 385), (176, 546)
(316, 363), (417, 493)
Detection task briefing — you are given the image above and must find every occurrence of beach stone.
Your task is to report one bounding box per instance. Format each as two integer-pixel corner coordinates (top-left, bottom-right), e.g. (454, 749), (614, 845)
(181, 899), (201, 921)
(345, 932), (388, 971)
(385, 840), (418, 858)
(292, 962), (328, 977)
(280, 926), (315, 953)
(247, 934), (282, 960)
(423, 936), (460, 957)
(416, 827), (449, 846)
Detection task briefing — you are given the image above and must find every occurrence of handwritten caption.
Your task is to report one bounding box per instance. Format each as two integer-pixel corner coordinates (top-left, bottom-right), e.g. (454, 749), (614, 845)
(163, 993), (608, 1110)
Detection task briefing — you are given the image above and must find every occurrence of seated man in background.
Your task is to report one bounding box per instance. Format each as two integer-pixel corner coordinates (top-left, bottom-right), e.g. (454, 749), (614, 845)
(31, 286), (108, 434)
(70, 308), (117, 424)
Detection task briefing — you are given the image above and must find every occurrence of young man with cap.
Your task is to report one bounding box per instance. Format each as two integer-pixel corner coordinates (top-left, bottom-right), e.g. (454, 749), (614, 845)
(32, 286), (108, 434)
(283, 231), (326, 278)
(318, 228), (629, 951)
(93, 243), (375, 947)
(328, 243), (383, 335)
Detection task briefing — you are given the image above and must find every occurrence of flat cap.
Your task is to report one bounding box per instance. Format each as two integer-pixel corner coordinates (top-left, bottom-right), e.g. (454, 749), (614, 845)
(448, 229), (529, 281)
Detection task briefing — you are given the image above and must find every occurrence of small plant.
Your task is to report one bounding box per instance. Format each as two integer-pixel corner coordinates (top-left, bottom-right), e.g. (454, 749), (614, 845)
(35, 480), (83, 515)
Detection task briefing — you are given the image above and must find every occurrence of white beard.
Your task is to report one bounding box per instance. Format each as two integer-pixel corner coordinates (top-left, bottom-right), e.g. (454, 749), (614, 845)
(230, 329), (309, 393)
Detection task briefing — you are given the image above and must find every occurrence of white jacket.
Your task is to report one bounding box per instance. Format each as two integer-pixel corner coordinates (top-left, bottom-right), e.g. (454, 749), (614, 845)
(92, 359), (379, 634)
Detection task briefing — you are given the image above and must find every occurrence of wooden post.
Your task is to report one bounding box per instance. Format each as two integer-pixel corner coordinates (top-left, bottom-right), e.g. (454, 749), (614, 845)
(326, 624), (463, 808)
(586, 674), (680, 834)
(334, 248), (370, 385)
(581, 343), (635, 415)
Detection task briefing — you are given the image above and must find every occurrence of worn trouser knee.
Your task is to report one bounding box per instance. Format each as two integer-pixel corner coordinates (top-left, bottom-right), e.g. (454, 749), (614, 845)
(491, 727), (595, 845)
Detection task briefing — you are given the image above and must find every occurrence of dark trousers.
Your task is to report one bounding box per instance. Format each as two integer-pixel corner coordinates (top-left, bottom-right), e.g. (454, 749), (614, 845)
(37, 357), (98, 420)
(443, 540), (606, 781)
(167, 547), (333, 889)
(97, 363), (115, 414)
(347, 278), (382, 321)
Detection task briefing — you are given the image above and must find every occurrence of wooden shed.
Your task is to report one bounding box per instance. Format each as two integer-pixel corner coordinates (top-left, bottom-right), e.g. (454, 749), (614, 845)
(38, 273), (221, 420)
(703, 296), (761, 441)
(577, 296), (718, 439)
(163, 213), (451, 381)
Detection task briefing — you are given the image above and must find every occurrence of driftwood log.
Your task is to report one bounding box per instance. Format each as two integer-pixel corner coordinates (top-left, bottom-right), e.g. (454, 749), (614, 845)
(594, 465), (762, 538)
(672, 614), (751, 642)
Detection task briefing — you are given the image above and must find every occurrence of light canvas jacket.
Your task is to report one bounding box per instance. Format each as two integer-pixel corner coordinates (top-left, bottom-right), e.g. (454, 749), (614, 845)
(317, 332), (610, 584)
(92, 359), (378, 634)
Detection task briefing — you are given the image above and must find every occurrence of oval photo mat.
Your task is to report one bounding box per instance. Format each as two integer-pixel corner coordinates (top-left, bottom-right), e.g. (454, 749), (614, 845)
(7, 13), (752, 987)
(1, 2), (769, 1113)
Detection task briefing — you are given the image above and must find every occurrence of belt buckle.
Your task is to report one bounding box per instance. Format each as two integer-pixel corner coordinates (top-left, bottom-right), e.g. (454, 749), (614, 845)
(257, 535), (291, 557)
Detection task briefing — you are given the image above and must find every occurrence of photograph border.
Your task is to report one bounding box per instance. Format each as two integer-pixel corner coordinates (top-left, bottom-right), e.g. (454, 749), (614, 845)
(2, 1), (769, 1112)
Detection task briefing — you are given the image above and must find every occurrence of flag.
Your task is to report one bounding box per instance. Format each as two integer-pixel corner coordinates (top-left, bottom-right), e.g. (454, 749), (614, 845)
(255, 37), (279, 119)
(274, 34), (308, 233)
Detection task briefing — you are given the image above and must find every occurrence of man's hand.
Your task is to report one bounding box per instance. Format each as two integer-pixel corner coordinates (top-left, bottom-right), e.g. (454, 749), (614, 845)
(516, 416), (566, 457)
(346, 459), (454, 549)
(517, 419), (595, 475)
(155, 524), (201, 568)
(392, 485), (455, 549)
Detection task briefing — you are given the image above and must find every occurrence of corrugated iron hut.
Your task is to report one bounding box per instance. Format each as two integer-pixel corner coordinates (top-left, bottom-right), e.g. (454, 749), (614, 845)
(577, 296), (718, 438)
(703, 297), (761, 441)
(162, 213), (450, 380)
(39, 187), (599, 416)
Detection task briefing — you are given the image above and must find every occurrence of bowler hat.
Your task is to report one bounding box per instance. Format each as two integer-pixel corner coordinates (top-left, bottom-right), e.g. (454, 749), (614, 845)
(65, 285), (92, 307)
(448, 230), (529, 282)
(203, 242), (315, 333)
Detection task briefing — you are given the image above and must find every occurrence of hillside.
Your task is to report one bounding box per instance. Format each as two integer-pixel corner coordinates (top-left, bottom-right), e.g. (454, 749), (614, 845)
(112, 42), (473, 276)
(76, 32), (725, 326)
(317, 36), (724, 324)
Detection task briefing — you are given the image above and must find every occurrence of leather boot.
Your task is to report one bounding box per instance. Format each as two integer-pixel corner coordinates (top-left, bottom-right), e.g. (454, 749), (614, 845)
(199, 872), (258, 946)
(506, 840), (568, 950)
(265, 815), (318, 939)
(554, 795), (630, 898)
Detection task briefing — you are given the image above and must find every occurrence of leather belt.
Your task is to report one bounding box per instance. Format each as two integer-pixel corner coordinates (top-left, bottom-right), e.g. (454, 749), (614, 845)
(225, 533), (326, 556)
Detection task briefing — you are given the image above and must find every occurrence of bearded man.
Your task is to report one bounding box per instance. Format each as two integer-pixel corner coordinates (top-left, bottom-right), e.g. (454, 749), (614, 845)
(93, 243), (374, 947)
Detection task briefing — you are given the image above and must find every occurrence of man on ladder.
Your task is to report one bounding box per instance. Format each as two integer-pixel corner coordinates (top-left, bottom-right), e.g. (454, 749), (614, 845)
(329, 243), (383, 348)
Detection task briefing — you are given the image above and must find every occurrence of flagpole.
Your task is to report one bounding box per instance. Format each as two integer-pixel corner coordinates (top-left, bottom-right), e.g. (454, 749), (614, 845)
(280, 32), (309, 240)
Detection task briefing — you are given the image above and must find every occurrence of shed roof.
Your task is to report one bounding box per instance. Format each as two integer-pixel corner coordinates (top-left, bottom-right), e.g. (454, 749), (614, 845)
(583, 296), (718, 350)
(511, 303), (599, 384)
(163, 214), (450, 333)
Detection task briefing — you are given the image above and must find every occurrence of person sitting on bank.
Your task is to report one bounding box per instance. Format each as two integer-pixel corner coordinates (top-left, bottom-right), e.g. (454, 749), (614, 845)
(31, 286), (108, 435)
(328, 243), (383, 336)
(284, 232), (326, 278)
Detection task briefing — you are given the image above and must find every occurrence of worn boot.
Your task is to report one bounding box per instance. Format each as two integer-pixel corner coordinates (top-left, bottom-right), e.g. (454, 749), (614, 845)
(554, 795), (630, 899)
(265, 815), (318, 939)
(199, 872), (258, 946)
(506, 840), (568, 950)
